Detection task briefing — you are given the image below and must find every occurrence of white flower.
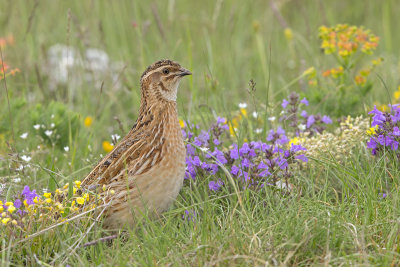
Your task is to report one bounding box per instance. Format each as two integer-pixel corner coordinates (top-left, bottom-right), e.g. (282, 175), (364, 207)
(64, 146), (69, 152)
(21, 155), (32, 162)
(268, 116), (276, 121)
(298, 124), (306, 131)
(33, 124), (40, 130)
(255, 128), (263, 134)
(276, 180), (292, 191)
(13, 177), (21, 183)
(20, 132), (28, 139)
(280, 110), (285, 115)
(50, 123), (55, 128)
(111, 134), (121, 141)
(0, 183), (5, 193)
(44, 130), (53, 137)
(42, 188), (48, 193)
(238, 103), (247, 109)
(16, 165), (24, 171)
(252, 112), (258, 118)
(51, 114), (55, 119)
(200, 147), (209, 152)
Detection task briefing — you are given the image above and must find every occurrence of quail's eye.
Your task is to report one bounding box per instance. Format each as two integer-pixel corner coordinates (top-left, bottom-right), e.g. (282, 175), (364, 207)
(162, 68), (170, 75)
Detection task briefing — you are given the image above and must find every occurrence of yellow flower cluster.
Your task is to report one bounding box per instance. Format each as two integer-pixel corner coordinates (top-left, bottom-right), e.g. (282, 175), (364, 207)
(319, 24), (380, 58)
(0, 180), (111, 233)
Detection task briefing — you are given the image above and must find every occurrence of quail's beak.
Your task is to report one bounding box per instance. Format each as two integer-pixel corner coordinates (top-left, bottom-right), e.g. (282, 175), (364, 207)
(178, 68), (192, 77)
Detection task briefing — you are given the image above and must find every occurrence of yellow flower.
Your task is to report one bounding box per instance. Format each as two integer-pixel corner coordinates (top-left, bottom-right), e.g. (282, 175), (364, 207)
(394, 86), (400, 100)
(63, 183), (69, 189)
(45, 198), (52, 204)
(377, 104), (389, 112)
(5, 202), (12, 206)
(366, 126), (378, 135)
(8, 205), (16, 214)
(240, 108), (247, 117)
(179, 119), (185, 128)
(2, 218), (10, 225)
(76, 197), (85, 205)
(1, 212), (6, 217)
(83, 193), (90, 201)
(284, 28), (294, 41)
(84, 116), (93, 127)
(43, 192), (51, 198)
(102, 141), (114, 152)
(102, 184), (107, 191)
(23, 200), (28, 207)
(11, 220), (17, 225)
(0, 206), (3, 213)
(110, 190), (115, 195)
(74, 180), (81, 189)
(0, 201), (2, 206)
(55, 188), (61, 194)
(33, 197), (39, 204)
(288, 137), (300, 146)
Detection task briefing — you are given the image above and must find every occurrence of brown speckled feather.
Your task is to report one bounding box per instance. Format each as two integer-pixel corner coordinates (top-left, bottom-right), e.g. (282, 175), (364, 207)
(81, 60), (190, 228)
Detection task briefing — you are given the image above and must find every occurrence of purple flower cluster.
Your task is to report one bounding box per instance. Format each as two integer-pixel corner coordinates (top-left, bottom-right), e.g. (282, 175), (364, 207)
(367, 105), (400, 155)
(182, 117), (308, 192)
(281, 92), (332, 136)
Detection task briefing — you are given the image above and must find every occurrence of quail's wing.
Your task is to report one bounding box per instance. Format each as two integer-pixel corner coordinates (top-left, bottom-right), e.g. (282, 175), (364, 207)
(82, 126), (165, 187)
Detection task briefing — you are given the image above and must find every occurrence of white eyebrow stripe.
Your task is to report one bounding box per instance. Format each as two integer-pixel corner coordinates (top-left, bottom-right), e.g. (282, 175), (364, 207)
(141, 66), (165, 81)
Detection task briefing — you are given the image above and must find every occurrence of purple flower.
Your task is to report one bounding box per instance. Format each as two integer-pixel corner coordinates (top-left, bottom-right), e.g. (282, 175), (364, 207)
(391, 140), (399, 151)
(242, 158), (251, 168)
(306, 115), (315, 128)
(239, 143), (250, 156)
(187, 144), (196, 156)
(290, 144), (307, 153)
(267, 127), (289, 145)
(300, 97), (309, 106)
(248, 149), (257, 158)
(216, 117), (226, 124)
(213, 138), (221, 145)
(259, 169), (271, 177)
(192, 156), (202, 166)
(193, 131), (210, 146)
(282, 99), (289, 108)
(393, 127), (400, 136)
(277, 158), (288, 169)
(231, 165), (240, 175)
(368, 106), (385, 127)
(301, 110), (308, 118)
(209, 180), (224, 191)
(295, 154), (308, 162)
(367, 138), (377, 149)
(230, 144), (239, 160)
(22, 186), (38, 205)
(183, 209), (197, 222)
(321, 115), (332, 124)
(14, 199), (22, 208)
(212, 149), (227, 164)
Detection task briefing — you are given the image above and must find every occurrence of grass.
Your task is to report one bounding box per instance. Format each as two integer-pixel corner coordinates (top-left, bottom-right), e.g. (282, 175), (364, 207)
(1, 0), (400, 265)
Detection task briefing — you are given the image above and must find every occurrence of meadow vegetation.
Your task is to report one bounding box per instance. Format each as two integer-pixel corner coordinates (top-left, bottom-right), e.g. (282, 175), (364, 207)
(1, 0), (400, 265)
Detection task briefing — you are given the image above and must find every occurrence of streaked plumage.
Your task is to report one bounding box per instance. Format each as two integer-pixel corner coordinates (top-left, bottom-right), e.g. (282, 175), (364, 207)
(82, 60), (191, 228)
